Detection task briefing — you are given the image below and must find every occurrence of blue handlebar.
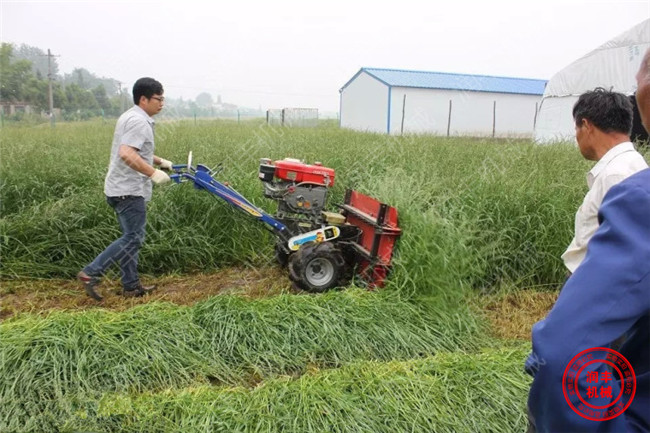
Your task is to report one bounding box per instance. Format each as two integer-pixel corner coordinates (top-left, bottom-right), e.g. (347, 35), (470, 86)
(170, 161), (288, 234)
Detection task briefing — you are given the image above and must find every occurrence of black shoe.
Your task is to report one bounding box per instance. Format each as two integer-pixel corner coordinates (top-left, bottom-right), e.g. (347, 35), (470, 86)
(123, 284), (157, 298)
(78, 271), (103, 301)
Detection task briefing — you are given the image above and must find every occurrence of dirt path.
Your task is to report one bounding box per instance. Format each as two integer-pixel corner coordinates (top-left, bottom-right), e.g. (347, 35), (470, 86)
(481, 290), (559, 340)
(2, 269), (559, 341)
(1, 266), (291, 319)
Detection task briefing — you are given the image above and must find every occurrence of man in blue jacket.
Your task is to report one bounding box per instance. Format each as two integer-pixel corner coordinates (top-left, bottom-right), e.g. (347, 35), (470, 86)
(525, 49), (650, 432)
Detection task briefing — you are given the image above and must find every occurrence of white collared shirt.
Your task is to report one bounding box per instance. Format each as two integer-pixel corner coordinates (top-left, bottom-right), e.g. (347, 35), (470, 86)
(104, 105), (156, 201)
(562, 141), (648, 273)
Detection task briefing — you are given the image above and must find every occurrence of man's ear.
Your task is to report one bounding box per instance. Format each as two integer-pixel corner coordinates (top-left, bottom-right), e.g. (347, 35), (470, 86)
(581, 118), (595, 134)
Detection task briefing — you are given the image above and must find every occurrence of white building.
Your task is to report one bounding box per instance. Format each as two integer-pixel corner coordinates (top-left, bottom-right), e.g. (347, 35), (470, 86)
(339, 67), (547, 136)
(534, 19), (650, 143)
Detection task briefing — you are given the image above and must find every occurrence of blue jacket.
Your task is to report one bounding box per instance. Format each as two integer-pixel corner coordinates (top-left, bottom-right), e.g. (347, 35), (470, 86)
(526, 168), (650, 433)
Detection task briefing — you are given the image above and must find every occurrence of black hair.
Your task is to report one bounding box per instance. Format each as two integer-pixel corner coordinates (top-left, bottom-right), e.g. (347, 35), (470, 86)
(572, 87), (633, 135)
(132, 77), (164, 105)
(629, 93), (649, 144)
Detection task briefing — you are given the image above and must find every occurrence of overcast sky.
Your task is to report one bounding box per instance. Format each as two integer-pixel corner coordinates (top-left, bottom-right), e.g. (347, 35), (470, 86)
(1, 0), (648, 113)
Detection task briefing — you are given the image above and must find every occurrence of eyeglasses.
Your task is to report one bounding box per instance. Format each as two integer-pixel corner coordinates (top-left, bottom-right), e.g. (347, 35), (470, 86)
(151, 96), (165, 102)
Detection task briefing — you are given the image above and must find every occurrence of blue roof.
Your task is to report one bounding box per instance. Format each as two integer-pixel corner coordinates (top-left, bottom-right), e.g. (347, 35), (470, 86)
(342, 67), (547, 95)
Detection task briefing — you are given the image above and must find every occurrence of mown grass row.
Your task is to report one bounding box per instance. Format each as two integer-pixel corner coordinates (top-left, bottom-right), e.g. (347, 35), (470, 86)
(0, 120), (571, 433)
(1, 120), (611, 293)
(0, 289), (485, 432)
(4, 345), (530, 433)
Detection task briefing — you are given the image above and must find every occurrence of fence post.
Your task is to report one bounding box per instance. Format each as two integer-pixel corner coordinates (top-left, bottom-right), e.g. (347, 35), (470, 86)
(492, 100), (496, 138)
(400, 94), (407, 135)
(447, 100), (452, 137)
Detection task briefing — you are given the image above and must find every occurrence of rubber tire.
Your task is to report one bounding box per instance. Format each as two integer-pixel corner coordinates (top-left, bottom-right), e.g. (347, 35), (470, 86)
(288, 251), (302, 283)
(291, 242), (347, 293)
(274, 244), (289, 268)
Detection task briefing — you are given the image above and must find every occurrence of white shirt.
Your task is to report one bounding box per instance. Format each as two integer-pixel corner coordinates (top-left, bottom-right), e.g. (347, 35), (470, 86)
(562, 141), (648, 273)
(104, 106), (156, 201)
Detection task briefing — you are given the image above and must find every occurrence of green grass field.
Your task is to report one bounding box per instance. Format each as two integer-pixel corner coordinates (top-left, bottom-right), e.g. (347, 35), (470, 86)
(1, 119), (593, 289)
(2, 119), (644, 432)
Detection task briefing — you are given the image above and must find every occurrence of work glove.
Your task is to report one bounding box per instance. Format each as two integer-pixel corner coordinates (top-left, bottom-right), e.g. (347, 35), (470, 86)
(158, 158), (173, 170)
(150, 169), (171, 185)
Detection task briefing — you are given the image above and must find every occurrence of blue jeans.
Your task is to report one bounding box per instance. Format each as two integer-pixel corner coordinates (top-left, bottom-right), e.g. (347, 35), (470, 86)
(84, 195), (146, 290)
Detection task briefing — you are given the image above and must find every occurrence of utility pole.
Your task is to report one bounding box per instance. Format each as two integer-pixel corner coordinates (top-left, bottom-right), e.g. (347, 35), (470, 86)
(41, 49), (59, 128)
(48, 49), (54, 127)
(116, 80), (125, 113)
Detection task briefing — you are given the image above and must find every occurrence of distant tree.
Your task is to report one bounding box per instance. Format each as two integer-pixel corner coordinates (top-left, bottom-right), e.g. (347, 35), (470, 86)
(63, 68), (120, 96)
(63, 83), (99, 110)
(104, 79), (121, 97)
(76, 69), (85, 88)
(0, 42), (132, 119)
(14, 43), (59, 78)
(19, 75), (65, 113)
(52, 82), (66, 109)
(109, 94), (124, 115)
(92, 84), (112, 112)
(22, 76), (49, 110)
(0, 43), (34, 102)
(195, 92), (213, 107)
(64, 68), (93, 89)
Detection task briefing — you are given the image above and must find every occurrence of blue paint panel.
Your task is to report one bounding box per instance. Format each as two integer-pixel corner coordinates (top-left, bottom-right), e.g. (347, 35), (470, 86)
(191, 169), (288, 233)
(358, 67), (547, 96)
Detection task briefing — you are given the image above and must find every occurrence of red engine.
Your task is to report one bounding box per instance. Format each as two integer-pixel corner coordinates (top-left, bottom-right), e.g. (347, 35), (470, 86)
(257, 157), (402, 291)
(259, 158), (335, 187)
(259, 158), (335, 217)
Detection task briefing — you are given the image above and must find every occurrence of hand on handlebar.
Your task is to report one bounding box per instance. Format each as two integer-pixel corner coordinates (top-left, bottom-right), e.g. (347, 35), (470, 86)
(150, 169), (171, 185)
(158, 158), (173, 170)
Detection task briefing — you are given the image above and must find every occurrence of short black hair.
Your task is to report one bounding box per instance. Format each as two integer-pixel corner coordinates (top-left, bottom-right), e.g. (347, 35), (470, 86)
(132, 77), (164, 105)
(630, 93), (650, 144)
(572, 87), (632, 135)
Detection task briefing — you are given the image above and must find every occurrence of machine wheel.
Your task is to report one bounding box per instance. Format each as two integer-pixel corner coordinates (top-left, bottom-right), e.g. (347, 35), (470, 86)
(291, 242), (347, 293)
(287, 251), (302, 282)
(274, 244), (289, 268)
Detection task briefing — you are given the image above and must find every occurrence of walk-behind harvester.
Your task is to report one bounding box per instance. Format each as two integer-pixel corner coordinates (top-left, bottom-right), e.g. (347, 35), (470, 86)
(170, 153), (401, 293)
